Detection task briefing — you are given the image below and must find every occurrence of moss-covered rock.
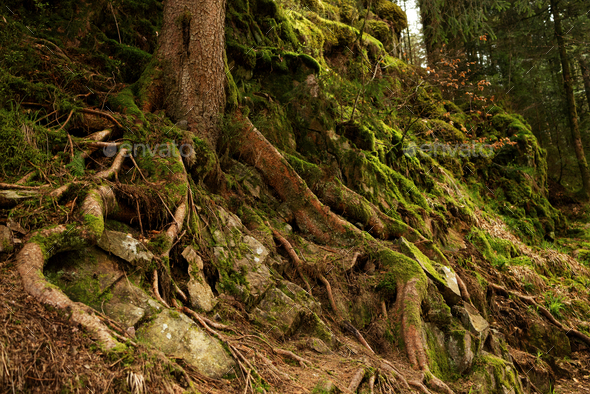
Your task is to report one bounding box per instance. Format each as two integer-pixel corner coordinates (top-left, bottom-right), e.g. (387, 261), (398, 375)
(470, 352), (525, 394)
(136, 309), (235, 378)
(374, 0), (407, 32)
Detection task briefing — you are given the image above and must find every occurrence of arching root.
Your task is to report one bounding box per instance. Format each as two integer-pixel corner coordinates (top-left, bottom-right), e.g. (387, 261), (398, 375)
(16, 186), (122, 350)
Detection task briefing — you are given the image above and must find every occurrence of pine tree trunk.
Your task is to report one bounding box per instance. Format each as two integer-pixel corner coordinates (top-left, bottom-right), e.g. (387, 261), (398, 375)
(417, 0), (439, 68)
(551, 0), (590, 198)
(158, 0), (226, 148)
(578, 57), (590, 114)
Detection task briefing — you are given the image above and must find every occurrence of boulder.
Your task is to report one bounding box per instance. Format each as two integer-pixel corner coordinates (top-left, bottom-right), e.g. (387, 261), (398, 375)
(187, 272), (217, 312)
(214, 235), (274, 303)
(250, 285), (334, 345)
(136, 310), (235, 378)
(526, 320), (571, 358)
(46, 246), (234, 379)
(425, 323), (475, 377)
(97, 230), (153, 265)
(182, 245), (203, 270)
(250, 288), (302, 336)
(307, 337), (331, 354)
(469, 352), (525, 394)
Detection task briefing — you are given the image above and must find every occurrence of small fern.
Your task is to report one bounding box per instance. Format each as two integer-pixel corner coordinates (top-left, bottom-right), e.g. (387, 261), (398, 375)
(66, 153), (85, 177)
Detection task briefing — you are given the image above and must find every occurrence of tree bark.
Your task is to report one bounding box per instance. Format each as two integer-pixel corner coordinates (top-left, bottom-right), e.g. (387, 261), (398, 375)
(159, 0), (227, 148)
(578, 57), (590, 115)
(551, 0), (590, 198)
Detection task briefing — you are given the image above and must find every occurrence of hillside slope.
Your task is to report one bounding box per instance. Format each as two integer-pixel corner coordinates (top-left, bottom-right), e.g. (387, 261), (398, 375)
(1, 1), (590, 393)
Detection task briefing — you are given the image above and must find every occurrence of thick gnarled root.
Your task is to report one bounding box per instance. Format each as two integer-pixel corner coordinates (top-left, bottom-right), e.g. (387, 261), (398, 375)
(232, 114), (354, 243)
(396, 278), (455, 394)
(16, 186), (121, 350)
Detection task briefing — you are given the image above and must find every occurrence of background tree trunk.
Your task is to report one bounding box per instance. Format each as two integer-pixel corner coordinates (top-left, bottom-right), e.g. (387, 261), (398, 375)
(159, 0), (227, 148)
(551, 0), (590, 197)
(578, 57), (590, 114)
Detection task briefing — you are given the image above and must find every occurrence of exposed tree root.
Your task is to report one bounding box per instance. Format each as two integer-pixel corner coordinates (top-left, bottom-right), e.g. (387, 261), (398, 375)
(347, 251), (361, 270)
(394, 276), (455, 393)
(408, 379), (432, 394)
(347, 367), (366, 392)
(268, 223), (312, 294)
(55, 109), (74, 132)
(16, 186), (121, 350)
(49, 183), (72, 199)
(341, 320), (375, 354)
(313, 177), (425, 242)
(233, 115), (354, 243)
(0, 183), (49, 190)
(16, 171), (36, 184)
(96, 147), (128, 180)
(319, 274), (339, 317)
(175, 284), (188, 302)
(380, 361), (412, 391)
(272, 348), (311, 367)
(152, 269), (170, 308)
(490, 283), (590, 347)
(455, 273), (472, 304)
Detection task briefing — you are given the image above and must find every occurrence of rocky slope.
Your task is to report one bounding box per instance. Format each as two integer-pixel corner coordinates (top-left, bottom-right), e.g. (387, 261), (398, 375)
(1, 0), (590, 393)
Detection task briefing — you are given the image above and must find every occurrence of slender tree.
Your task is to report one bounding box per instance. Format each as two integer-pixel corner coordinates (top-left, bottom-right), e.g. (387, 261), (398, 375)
(550, 0), (590, 197)
(578, 57), (590, 114)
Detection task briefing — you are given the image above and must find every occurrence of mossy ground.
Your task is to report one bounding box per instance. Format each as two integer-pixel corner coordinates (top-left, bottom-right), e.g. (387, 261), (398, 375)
(2, 0), (589, 393)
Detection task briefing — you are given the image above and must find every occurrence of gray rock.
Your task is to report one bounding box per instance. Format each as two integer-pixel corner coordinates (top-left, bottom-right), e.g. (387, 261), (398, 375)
(137, 310), (235, 379)
(183, 245), (216, 311)
(447, 330), (475, 374)
(307, 337), (331, 354)
(453, 302), (490, 341)
(182, 246), (203, 270)
(250, 288), (301, 336)
(470, 352), (524, 394)
(486, 329), (512, 362)
(281, 280), (320, 314)
(426, 322), (475, 375)
(97, 230), (153, 265)
(217, 208), (243, 230)
(218, 235), (274, 302)
(187, 271), (217, 312)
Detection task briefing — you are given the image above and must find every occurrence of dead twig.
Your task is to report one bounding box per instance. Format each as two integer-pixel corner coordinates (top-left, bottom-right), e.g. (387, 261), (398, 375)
(55, 109), (74, 132)
(341, 320), (375, 354)
(80, 108), (124, 129)
(272, 348), (311, 368)
(67, 133), (74, 159)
